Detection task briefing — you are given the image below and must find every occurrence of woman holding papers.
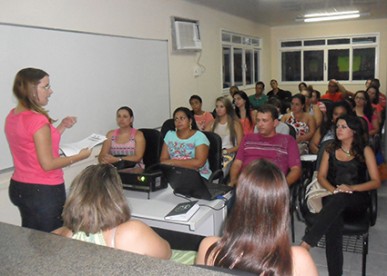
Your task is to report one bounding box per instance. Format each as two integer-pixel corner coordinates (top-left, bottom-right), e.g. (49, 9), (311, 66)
(196, 159), (318, 275)
(160, 107), (212, 179)
(53, 164), (171, 260)
(98, 106), (145, 168)
(5, 68), (92, 232)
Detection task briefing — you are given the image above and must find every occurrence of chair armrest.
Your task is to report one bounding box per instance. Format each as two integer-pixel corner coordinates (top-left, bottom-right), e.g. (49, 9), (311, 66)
(208, 169), (224, 184)
(369, 189), (378, 226)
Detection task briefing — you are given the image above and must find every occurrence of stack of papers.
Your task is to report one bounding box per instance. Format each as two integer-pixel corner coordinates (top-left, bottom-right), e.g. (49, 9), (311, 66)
(60, 133), (107, 156)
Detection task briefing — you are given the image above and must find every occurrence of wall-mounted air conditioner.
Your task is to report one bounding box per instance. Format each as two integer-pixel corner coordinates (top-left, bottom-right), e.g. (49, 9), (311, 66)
(172, 17), (202, 51)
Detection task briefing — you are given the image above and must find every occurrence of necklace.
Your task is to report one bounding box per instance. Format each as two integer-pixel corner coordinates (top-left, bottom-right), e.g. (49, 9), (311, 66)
(340, 146), (351, 157)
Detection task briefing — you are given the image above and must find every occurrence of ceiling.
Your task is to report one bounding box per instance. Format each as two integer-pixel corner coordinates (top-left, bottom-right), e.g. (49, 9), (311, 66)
(185, 0), (387, 26)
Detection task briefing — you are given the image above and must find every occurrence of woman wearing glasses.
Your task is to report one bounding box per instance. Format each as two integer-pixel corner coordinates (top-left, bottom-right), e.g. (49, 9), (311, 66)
(301, 114), (380, 276)
(5, 68), (91, 232)
(160, 107), (211, 179)
(353, 90), (379, 136)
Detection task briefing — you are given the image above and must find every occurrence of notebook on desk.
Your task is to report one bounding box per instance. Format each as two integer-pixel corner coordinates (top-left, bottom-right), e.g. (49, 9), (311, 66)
(158, 164), (233, 200)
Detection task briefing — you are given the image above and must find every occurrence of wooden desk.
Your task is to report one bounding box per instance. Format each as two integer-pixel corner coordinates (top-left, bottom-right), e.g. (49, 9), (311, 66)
(125, 186), (230, 237)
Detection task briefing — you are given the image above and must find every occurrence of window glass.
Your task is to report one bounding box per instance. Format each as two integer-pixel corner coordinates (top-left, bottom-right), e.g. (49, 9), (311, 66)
(328, 38), (350, 45)
(304, 40), (325, 46)
(281, 41), (302, 47)
(232, 35), (242, 44)
(233, 48), (243, 86)
(328, 49), (349, 80)
(245, 49), (253, 85)
(254, 50), (260, 84)
(282, 51), (301, 81)
(222, 32), (231, 42)
(304, 50), (324, 81)
(352, 37), (376, 44)
(222, 46), (231, 88)
(352, 48), (375, 80)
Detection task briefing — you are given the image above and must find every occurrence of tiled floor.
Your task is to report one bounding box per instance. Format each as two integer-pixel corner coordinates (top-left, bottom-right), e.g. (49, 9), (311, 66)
(292, 180), (387, 275)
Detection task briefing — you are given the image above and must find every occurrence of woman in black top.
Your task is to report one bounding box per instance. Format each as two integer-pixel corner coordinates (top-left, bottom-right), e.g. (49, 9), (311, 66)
(301, 114), (380, 276)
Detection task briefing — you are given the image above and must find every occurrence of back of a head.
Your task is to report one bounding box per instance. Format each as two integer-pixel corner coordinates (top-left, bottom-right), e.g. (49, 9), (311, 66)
(62, 164), (131, 234)
(209, 159), (292, 275)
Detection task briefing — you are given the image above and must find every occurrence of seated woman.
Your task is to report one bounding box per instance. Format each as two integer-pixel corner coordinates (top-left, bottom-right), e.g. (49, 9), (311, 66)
(301, 114), (380, 276)
(160, 107), (212, 179)
(52, 164), (171, 260)
(189, 95), (214, 131)
(206, 97), (243, 175)
(366, 85), (383, 125)
(233, 91), (256, 134)
(196, 159), (318, 275)
(353, 90), (379, 136)
(309, 101), (354, 154)
(300, 89), (323, 128)
(281, 94), (316, 155)
(99, 106), (145, 168)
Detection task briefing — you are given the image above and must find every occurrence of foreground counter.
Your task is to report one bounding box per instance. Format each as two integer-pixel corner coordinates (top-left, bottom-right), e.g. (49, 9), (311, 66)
(0, 222), (228, 275)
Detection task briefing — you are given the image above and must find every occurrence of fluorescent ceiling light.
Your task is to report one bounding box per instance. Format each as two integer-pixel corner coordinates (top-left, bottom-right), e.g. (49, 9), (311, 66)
(304, 13), (360, 22)
(305, 10), (359, 18)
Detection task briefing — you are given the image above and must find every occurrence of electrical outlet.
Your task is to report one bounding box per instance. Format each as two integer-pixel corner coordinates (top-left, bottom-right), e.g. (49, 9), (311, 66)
(193, 65), (201, 77)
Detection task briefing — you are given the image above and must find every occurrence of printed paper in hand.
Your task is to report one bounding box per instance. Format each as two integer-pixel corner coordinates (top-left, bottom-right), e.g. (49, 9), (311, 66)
(60, 133), (107, 156)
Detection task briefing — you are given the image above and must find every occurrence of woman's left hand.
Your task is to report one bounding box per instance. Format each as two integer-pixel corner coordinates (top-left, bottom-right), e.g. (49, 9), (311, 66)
(61, 116), (77, 128)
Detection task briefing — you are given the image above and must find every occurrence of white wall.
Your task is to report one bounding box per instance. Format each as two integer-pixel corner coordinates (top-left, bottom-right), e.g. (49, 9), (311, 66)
(0, 0), (271, 113)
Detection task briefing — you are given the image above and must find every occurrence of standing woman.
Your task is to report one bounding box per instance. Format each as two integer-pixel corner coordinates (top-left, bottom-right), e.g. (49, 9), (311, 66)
(5, 68), (92, 232)
(196, 159), (317, 275)
(233, 91), (256, 135)
(301, 115), (380, 276)
(281, 94), (316, 155)
(353, 90), (379, 136)
(160, 107), (212, 179)
(98, 106), (145, 168)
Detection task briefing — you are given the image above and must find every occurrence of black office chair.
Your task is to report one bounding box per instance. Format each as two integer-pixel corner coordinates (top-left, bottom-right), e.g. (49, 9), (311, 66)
(298, 140), (377, 276)
(138, 128), (163, 169)
(202, 131), (224, 184)
(160, 118), (175, 139)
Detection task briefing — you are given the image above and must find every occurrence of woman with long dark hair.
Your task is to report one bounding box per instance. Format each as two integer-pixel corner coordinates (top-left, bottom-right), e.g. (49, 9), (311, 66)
(353, 90), (379, 136)
(197, 159), (317, 275)
(233, 90), (256, 134)
(301, 114), (380, 276)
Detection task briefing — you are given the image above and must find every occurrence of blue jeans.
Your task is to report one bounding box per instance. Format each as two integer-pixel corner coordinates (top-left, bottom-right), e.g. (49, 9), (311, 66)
(9, 179), (66, 232)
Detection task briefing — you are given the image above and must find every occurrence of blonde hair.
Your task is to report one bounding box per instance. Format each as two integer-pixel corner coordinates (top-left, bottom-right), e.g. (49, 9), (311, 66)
(62, 164), (131, 234)
(212, 97), (239, 146)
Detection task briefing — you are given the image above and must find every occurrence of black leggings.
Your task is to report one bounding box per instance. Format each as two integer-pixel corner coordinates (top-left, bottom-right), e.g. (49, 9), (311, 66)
(302, 192), (369, 276)
(9, 179), (66, 232)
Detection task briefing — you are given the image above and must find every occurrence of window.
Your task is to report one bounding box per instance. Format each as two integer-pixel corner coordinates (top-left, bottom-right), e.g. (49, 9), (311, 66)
(280, 34), (378, 83)
(222, 31), (262, 89)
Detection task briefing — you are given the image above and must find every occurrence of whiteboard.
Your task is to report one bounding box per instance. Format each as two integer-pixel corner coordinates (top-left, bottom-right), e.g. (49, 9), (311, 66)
(0, 23), (170, 170)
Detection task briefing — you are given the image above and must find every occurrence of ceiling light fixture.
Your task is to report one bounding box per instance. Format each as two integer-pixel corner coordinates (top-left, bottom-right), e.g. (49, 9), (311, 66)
(296, 10), (368, 23)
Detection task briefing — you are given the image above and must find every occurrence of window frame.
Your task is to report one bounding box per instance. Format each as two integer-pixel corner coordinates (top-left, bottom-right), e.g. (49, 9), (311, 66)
(279, 33), (379, 84)
(221, 30), (262, 93)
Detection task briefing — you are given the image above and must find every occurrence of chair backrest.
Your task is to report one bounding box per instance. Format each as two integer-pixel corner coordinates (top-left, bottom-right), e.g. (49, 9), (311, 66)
(285, 123), (297, 139)
(138, 128), (162, 168)
(315, 139), (334, 170)
(202, 131), (223, 173)
(161, 118), (175, 138)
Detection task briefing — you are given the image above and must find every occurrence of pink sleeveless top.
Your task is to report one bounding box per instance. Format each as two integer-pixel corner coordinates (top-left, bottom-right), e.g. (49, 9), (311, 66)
(110, 128), (144, 168)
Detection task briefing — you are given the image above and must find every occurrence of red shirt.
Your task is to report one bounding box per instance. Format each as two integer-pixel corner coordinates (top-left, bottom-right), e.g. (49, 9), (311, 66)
(321, 92), (344, 102)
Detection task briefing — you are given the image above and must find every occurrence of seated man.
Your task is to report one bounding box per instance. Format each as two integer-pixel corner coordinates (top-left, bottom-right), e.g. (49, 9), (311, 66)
(229, 104), (301, 186)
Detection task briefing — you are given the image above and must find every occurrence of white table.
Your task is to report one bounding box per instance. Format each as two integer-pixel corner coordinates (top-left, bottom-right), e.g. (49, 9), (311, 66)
(124, 186), (230, 237)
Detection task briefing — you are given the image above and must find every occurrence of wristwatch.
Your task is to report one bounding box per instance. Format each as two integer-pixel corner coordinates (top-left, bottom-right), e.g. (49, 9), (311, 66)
(222, 149), (228, 155)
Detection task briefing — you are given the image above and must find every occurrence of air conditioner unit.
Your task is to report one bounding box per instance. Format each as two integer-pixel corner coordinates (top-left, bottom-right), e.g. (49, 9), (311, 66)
(173, 21), (202, 51)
